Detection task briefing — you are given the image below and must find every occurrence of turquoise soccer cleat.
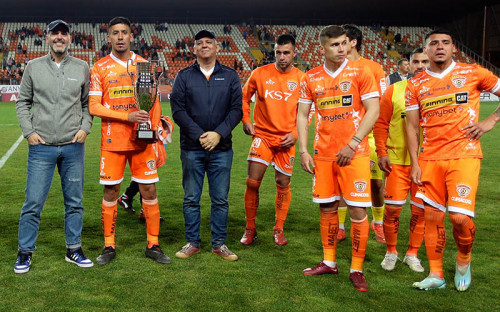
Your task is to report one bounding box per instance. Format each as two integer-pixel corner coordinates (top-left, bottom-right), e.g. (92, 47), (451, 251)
(413, 275), (446, 290)
(455, 263), (472, 292)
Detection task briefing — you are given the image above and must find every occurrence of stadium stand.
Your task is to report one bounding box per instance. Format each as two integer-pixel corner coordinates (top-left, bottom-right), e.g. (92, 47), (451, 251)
(0, 21), (479, 86)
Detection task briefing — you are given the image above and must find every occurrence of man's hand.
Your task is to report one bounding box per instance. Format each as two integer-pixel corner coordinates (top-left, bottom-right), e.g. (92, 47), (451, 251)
(336, 145), (355, 167)
(72, 130), (88, 143)
(128, 110), (150, 123)
(378, 156), (392, 174)
(280, 133), (296, 148)
(27, 133), (45, 145)
(243, 122), (255, 136)
(462, 119), (496, 141)
(199, 131), (221, 151)
(300, 151), (315, 174)
(410, 164), (422, 185)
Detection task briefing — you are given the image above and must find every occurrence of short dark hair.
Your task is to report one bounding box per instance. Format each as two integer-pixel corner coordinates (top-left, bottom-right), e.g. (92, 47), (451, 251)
(108, 16), (131, 30)
(424, 28), (454, 44)
(319, 25), (346, 45)
(409, 48), (424, 60)
(398, 58), (409, 66)
(276, 34), (295, 47)
(342, 24), (363, 51)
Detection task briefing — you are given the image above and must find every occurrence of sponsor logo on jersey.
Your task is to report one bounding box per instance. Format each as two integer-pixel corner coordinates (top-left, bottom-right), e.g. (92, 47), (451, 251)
(109, 86), (134, 99)
(421, 92), (468, 111)
(287, 81), (298, 91)
(147, 160), (156, 171)
(264, 90), (292, 101)
(321, 112), (349, 122)
(456, 184), (471, 197)
(112, 103), (137, 111)
(451, 76), (467, 88)
(419, 86), (430, 94)
(425, 106), (458, 118)
(354, 180), (367, 192)
(339, 80), (351, 92)
(265, 79), (275, 85)
(314, 85), (324, 92)
(317, 95), (353, 109)
(108, 80), (119, 84)
(451, 196), (472, 205)
(310, 76), (324, 81)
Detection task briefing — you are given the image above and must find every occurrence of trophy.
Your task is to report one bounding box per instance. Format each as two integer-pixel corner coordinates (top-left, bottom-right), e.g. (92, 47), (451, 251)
(127, 59), (162, 141)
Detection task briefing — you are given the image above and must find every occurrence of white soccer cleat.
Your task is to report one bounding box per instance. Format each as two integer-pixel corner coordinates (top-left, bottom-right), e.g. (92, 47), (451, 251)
(381, 252), (398, 271)
(403, 255), (425, 273)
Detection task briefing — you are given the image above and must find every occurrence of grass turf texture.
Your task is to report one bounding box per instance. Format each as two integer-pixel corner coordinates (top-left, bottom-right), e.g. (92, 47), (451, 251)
(0, 101), (499, 311)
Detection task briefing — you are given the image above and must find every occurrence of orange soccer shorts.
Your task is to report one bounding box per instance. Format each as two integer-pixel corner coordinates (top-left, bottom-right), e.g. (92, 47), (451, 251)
(313, 156), (371, 207)
(100, 144), (159, 185)
(384, 164), (423, 208)
(416, 158), (480, 217)
(247, 135), (295, 176)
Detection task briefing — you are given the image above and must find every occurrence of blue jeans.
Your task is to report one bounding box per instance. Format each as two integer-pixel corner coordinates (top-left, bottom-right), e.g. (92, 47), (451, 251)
(180, 149), (233, 248)
(18, 142), (85, 252)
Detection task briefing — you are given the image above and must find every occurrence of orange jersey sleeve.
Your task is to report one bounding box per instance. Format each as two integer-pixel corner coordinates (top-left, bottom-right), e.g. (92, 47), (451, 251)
(241, 70), (258, 124)
(374, 83), (394, 158)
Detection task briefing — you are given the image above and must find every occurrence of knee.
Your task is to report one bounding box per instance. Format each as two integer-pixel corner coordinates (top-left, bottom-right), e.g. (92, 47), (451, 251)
(385, 205), (402, 217)
(449, 213), (473, 227)
(275, 176), (290, 189)
(246, 178), (261, 191)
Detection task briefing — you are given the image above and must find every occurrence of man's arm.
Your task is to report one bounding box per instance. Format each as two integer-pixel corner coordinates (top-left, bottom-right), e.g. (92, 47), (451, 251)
(297, 102), (314, 174)
(213, 71), (244, 140)
(170, 72), (205, 142)
(374, 85), (393, 173)
(462, 95), (500, 140)
(336, 97), (379, 167)
(406, 109), (421, 185)
(73, 64), (93, 143)
(15, 63), (39, 141)
(242, 72), (256, 135)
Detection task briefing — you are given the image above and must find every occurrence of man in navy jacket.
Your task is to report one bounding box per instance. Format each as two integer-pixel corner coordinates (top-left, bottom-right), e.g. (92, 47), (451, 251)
(171, 29), (243, 261)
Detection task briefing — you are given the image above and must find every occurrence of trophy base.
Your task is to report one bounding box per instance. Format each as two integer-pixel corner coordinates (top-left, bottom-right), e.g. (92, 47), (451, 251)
(136, 129), (157, 142)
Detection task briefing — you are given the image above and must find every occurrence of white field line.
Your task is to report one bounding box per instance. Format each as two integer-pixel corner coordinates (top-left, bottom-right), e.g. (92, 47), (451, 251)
(0, 135), (23, 170)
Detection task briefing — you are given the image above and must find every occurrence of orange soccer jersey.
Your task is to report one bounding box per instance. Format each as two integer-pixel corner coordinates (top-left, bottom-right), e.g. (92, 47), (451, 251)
(299, 59), (380, 161)
(242, 63), (305, 141)
(358, 57), (386, 95)
(89, 52), (161, 151)
(406, 61), (500, 160)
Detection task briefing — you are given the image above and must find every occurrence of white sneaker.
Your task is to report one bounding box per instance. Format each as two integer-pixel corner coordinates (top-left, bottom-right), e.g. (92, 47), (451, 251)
(403, 255), (425, 272)
(381, 253), (398, 271)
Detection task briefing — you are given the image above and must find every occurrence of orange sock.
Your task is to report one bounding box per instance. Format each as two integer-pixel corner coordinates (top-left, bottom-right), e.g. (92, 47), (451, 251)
(424, 206), (446, 278)
(449, 213), (475, 265)
(351, 215), (369, 271)
(383, 205), (401, 254)
(244, 178), (261, 229)
(274, 183), (291, 231)
(320, 210), (338, 262)
(142, 198), (160, 248)
(102, 199), (117, 248)
(407, 204), (425, 256)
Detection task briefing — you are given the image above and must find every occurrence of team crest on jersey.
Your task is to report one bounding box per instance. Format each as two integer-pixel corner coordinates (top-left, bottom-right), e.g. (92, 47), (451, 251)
(147, 160), (156, 171)
(339, 81), (351, 92)
(451, 76), (466, 88)
(354, 181), (367, 193)
(287, 81), (298, 91)
(456, 184), (471, 197)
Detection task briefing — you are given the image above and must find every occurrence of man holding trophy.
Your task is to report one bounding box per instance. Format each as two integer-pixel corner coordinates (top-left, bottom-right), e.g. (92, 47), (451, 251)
(89, 16), (169, 265)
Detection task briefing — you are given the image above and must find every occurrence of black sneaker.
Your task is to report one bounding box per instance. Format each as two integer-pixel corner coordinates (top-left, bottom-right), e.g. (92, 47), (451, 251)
(14, 251), (32, 274)
(145, 245), (171, 264)
(65, 247), (94, 268)
(96, 246), (116, 265)
(118, 194), (135, 214)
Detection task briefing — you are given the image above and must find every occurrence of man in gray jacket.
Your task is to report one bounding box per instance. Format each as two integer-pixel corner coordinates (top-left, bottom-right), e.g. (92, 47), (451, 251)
(14, 19), (93, 273)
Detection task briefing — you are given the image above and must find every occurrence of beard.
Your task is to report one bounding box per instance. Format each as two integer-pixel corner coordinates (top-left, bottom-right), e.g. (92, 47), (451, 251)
(50, 42), (68, 55)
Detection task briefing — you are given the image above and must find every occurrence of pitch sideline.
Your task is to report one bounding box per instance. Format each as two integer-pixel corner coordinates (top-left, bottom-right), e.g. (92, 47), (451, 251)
(0, 135), (23, 170)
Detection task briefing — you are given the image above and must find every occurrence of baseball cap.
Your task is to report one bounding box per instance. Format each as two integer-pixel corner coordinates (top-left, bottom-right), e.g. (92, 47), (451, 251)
(194, 29), (216, 41)
(47, 19), (70, 33)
